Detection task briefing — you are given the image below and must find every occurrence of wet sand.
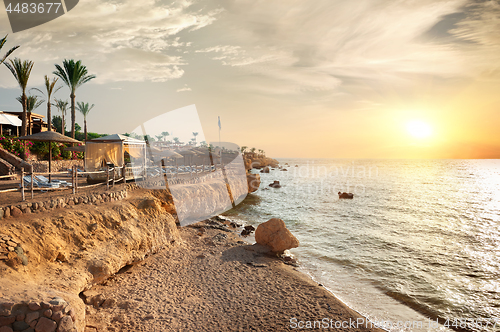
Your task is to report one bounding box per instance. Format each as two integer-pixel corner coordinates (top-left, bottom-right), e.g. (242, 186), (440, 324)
(84, 224), (384, 332)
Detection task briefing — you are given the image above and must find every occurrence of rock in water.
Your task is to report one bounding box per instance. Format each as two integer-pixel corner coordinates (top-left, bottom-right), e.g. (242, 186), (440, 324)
(246, 174), (261, 193)
(255, 218), (299, 253)
(268, 180), (281, 188)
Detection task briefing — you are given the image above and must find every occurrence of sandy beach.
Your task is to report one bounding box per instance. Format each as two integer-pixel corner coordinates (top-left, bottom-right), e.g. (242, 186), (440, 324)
(83, 223), (384, 332)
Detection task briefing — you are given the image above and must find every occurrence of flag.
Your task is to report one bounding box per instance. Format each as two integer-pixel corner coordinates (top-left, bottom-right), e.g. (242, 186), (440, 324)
(218, 116), (221, 130)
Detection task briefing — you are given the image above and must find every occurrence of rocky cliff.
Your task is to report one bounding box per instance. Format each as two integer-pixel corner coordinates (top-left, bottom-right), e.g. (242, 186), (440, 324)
(0, 161), (264, 331)
(243, 153), (279, 171)
(0, 187), (181, 331)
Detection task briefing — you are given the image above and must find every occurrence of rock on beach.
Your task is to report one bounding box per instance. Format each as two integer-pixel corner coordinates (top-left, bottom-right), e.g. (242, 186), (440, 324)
(255, 218), (299, 253)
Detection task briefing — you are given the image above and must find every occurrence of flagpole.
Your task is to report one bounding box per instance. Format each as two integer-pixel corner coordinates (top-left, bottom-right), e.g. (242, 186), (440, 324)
(218, 116), (221, 153)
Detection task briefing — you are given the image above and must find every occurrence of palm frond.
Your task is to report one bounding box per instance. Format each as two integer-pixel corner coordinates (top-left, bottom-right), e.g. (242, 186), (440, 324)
(53, 59), (96, 91)
(4, 58), (34, 91)
(76, 101), (95, 118)
(17, 94), (44, 112)
(53, 98), (69, 114)
(0, 35), (19, 66)
(53, 63), (71, 89)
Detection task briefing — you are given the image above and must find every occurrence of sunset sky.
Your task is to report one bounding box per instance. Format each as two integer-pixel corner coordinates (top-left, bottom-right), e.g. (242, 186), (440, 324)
(0, 0), (499, 158)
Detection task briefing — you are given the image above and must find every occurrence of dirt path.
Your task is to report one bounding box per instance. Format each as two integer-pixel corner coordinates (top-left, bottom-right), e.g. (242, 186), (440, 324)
(84, 225), (384, 332)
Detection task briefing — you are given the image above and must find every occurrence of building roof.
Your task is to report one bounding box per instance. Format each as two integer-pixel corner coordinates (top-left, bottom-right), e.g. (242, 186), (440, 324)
(1, 111), (45, 119)
(0, 112), (22, 126)
(89, 134), (146, 144)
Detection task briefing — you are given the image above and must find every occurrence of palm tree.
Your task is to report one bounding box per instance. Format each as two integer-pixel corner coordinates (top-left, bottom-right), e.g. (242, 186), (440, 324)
(161, 131), (169, 141)
(240, 146), (248, 153)
(156, 135), (163, 141)
(192, 132), (199, 146)
(53, 99), (68, 135)
(0, 35), (19, 67)
(76, 102), (94, 141)
(4, 58), (34, 136)
(17, 94), (43, 134)
(53, 59), (96, 138)
(32, 75), (61, 131)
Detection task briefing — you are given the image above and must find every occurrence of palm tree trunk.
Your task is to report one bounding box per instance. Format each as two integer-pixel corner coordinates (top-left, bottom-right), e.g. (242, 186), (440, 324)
(84, 118), (87, 141)
(70, 92), (75, 138)
(21, 93), (27, 137)
(47, 101), (52, 131)
(61, 112), (65, 135)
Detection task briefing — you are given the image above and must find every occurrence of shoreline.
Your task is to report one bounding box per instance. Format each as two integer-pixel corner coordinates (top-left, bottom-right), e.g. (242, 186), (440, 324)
(84, 222), (385, 331)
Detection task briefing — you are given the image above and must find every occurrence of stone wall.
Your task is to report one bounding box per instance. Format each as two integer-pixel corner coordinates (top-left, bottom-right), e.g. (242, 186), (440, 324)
(0, 188), (128, 217)
(0, 298), (77, 332)
(31, 160), (83, 173)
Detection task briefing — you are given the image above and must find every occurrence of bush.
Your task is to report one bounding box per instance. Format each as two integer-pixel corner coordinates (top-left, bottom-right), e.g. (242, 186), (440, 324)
(6, 137), (84, 160)
(0, 135), (30, 159)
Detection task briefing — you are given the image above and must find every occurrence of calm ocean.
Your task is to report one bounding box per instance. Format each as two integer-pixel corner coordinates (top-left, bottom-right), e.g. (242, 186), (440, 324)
(225, 159), (500, 332)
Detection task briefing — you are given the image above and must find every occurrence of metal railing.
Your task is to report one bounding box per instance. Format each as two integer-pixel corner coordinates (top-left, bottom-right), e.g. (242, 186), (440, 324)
(0, 162), (226, 202)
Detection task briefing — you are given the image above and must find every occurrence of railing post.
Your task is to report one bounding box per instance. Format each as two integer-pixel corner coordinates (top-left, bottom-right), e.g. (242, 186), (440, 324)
(112, 167), (115, 188)
(30, 166), (34, 200)
(123, 165), (126, 184)
(72, 165), (75, 195)
(106, 165), (110, 190)
(75, 165), (78, 194)
(21, 167), (25, 201)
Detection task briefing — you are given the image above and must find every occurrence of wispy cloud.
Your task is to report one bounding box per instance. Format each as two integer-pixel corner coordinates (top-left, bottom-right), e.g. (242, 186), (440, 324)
(189, 0), (477, 96)
(177, 84), (192, 92)
(0, 0), (221, 86)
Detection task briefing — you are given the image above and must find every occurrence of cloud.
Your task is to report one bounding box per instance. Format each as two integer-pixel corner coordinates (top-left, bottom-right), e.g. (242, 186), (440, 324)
(191, 0), (474, 96)
(447, 1), (500, 80)
(0, 0), (222, 86)
(177, 84), (192, 92)
(2, 0), (499, 99)
(451, 1), (500, 46)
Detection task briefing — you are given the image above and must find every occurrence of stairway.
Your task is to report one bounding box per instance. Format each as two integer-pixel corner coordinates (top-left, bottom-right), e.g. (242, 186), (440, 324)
(0, 146), (32, 177)
(0, 156), (15, 177)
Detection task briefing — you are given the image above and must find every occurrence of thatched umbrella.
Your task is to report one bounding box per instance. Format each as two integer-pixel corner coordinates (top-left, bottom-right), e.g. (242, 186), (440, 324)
(176, 149), (196, 166)
(151, 149), (183, 163)
(18, 131), (81, 181)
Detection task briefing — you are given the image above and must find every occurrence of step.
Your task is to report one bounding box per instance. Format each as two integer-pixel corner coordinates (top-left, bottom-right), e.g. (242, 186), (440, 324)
(0, 157), (15, 177)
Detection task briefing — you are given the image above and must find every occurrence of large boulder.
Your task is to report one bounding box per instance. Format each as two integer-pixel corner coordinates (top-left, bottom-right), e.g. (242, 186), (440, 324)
(255, 218), (299, 253)
(246, 174), (260, 193)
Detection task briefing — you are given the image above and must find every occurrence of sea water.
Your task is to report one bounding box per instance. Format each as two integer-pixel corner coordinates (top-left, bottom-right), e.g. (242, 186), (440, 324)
(224, 159), (500, 332)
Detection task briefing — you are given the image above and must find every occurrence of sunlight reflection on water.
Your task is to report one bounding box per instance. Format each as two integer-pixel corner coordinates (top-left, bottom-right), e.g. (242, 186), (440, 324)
(227, 159), (500, 332)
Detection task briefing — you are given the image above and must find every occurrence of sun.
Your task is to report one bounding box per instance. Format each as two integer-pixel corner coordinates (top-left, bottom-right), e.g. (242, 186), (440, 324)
(406, 120), (432, 139)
